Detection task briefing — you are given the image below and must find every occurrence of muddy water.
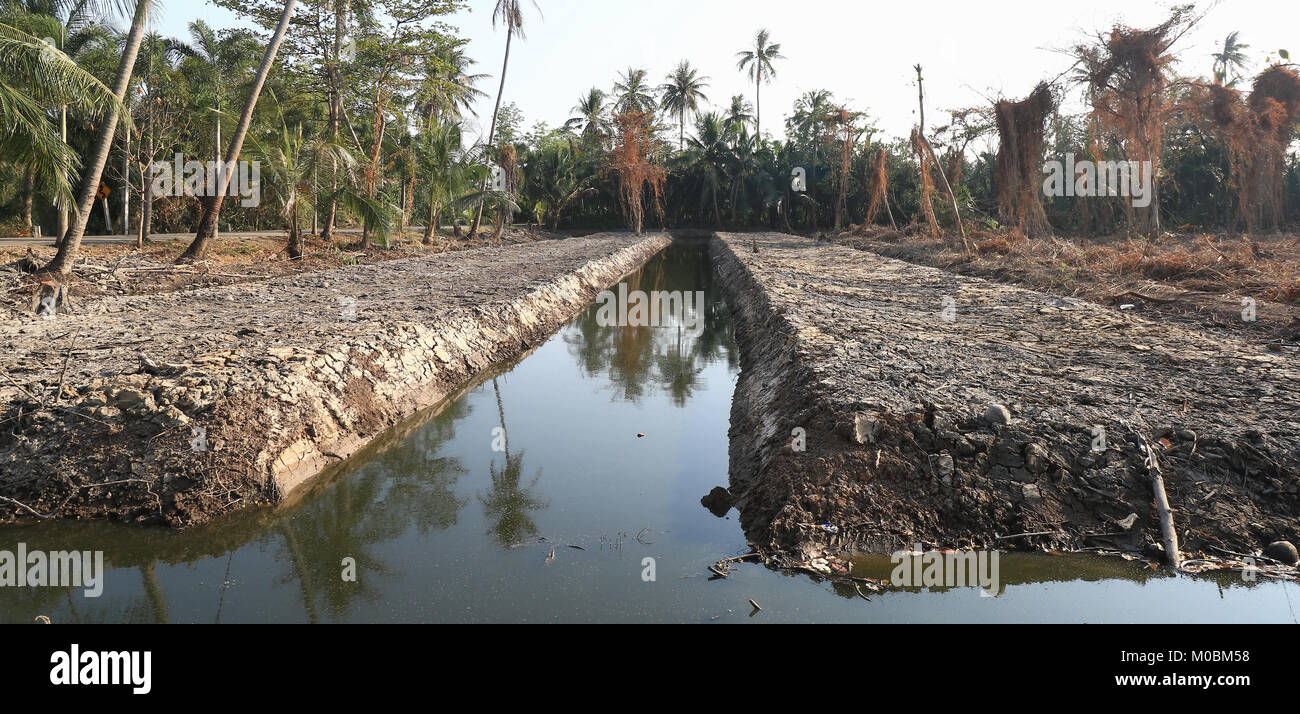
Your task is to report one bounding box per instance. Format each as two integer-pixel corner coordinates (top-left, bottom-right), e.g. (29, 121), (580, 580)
(1, 242), (1296, 623)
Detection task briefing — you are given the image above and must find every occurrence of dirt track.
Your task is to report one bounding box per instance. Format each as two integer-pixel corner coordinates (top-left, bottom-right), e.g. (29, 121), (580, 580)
(714, 232), (1300, 557)
(0, 233), (669, 526)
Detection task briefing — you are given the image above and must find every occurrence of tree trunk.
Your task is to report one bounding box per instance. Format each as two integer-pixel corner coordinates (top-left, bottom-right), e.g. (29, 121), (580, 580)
(287, 209), (303, 259)
(142, 108), (154, 241)
(55, 105), (67, 246)
(41, 0), (150, 275)
(423, 203), (439, 245)
(470, 29), (514, 239)
(21, 168), (33, 230)
(121, 129), (130, 234)
(320, 1), (346, 242)
(214, 106), (221, 242)
(179, 0), (297, 262)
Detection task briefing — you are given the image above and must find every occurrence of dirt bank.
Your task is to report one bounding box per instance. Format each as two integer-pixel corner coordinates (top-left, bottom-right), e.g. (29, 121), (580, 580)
(713, 232), (1300, 559)
(0, 233), (670, 527)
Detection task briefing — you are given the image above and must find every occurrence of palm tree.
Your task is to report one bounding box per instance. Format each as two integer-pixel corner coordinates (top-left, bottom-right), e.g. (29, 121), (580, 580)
(130, 31), (186, 243)
(172, 20), (261, 243)
(735, 28), (784, 139)
(613, 66), (654, 114)
(685, 112), (730, 227)
(1212, 30), (1250, 86)
(40, 0), (149, 276)
(2, 0), (117, 240)
(564, 87), (608, 142)
(723, 94), (753, 137)
(659, 60), (709, 150)
(417, 119), (516, 245)
(178, 0), (297, 263)
(469, 0), (540, 239)
(417, 45), (488, 124)
(251, 111), (367, 259)
(527, 137), (595, 229)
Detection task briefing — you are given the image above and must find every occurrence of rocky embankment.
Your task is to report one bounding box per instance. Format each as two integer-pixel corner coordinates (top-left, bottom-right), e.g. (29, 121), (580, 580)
(0, 234), (670, 526)
(713, 232), (1300, 559)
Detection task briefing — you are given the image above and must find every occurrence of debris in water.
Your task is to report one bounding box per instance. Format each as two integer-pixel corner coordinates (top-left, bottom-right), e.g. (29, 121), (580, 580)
(748, 598), (762, 612)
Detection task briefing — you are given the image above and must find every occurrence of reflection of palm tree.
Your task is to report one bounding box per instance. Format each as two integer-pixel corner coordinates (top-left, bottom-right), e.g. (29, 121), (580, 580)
(655, 332), (702, 407)
(139, 559), (168, 624)
(480, 377), (547, 546)
(563, 243), (738, 400)
(480, 451), (548, 547)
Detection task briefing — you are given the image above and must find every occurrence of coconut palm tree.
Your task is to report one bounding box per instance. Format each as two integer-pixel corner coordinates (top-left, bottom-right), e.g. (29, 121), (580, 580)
(564, 87), (608, 142)
(659, 59), (709, 150)
(1212, 30), (1250, 86)
(469, 0), (540, 239)
(40, 0), (149, 276)
(178, 0), (297, 263)
(417, 118), (516, 245)
(685, 112), (730, 227)
(527, 137), (595, 229)
(2, 0), (118, 239)
(723, 94), (753, 138)
(129, 31), (187, 243)
(613, 66), (654, 114)
(735, 28), (784, 139)
(417, 45), (488, 124)
(171, 20), (262, 241)
(250, 109), (372, 259)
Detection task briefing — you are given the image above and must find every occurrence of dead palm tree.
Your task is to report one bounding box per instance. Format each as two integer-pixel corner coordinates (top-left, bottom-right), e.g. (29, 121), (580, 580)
(735, 28), (784, 139)
(469, 0), (540, 239)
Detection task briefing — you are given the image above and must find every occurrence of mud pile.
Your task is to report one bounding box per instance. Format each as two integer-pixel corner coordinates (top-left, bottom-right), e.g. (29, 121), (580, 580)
(0, 234), (670, 527)
(713, 232), (1300, 557)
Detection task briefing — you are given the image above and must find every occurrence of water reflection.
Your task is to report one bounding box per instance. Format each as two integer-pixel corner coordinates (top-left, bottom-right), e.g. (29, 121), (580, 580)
(563, 242), (736, 405)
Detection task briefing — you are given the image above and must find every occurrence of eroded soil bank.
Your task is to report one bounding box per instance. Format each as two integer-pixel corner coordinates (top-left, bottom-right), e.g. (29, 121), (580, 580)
(713, 232), (1300, 559)
(0, 233), (670, 527)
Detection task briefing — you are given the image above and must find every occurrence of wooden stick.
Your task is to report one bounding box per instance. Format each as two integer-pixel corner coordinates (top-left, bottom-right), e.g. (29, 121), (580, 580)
(1137, 431), (1181, 568)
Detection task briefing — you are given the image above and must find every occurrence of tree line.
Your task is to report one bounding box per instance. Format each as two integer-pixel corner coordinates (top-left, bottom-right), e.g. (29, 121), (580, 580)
(2, 0), (1298, 277)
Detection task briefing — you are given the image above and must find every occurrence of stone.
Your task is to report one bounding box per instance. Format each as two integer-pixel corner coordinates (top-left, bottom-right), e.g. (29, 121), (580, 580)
(852, 412), (884, 445)
(1263, 540), (1299, 566)
(934, 453), (955, 477)
(1020, 483), (1042, 503)
(1024, 442), (1050, 474)
(984, 404), (1011, 426)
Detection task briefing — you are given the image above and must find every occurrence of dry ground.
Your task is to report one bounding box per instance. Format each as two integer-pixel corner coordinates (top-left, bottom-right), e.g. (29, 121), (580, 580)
(834, 226), (1300, 348)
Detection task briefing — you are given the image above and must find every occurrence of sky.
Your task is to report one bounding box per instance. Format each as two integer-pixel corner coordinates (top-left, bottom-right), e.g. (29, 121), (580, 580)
(152, 0), (1299, 150)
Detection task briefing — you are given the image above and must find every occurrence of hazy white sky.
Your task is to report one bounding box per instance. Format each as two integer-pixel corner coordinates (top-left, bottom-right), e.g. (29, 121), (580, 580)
(155, 0), (1298, 147)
